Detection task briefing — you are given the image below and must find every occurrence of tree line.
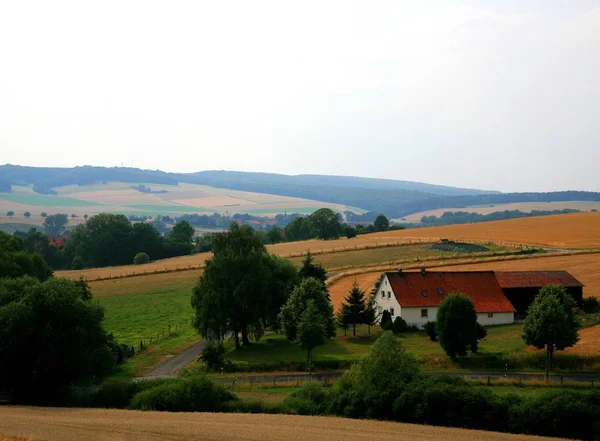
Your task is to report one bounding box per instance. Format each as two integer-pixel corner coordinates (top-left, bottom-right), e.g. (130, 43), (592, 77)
(420, 208), (583, 226)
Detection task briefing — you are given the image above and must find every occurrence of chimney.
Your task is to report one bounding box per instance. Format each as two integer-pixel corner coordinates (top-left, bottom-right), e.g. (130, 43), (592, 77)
(420, 267), (427, 275)
(397, 268), (403, 274)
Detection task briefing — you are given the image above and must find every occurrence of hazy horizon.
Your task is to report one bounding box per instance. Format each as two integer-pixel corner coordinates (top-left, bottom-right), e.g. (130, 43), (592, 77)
(1, 1), (599, 193)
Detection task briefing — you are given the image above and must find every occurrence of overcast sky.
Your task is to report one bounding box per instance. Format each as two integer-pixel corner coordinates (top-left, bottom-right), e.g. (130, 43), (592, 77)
(1, 1), (599, 192)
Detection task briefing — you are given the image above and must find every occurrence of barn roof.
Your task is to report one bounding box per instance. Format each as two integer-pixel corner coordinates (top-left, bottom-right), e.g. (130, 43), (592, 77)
(384, 271), (516, 313)
(494, 271), (584, 288)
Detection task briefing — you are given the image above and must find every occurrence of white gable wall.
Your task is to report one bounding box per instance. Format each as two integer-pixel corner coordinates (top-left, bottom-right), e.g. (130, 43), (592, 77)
(372, 274), (402, 320)
(477, 312), (514, 326)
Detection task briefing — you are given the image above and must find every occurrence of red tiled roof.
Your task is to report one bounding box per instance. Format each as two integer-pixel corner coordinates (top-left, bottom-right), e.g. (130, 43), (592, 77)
(494, 271), (583, 288)
(385, 271), (516, 313)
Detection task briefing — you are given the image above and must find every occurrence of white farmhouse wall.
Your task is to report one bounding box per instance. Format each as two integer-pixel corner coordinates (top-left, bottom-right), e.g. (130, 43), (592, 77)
(401, 307), (438, 328)
(372, 274), (402, 321)
(477, 312), (514, 326)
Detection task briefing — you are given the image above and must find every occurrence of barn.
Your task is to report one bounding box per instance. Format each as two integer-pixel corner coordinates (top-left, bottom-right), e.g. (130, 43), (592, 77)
(494, 271), (584, 315)
(374, 270), (516, 329)
(373, 269), (584, 328)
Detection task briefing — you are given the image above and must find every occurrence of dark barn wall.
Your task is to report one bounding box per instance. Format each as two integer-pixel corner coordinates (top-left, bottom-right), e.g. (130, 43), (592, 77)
(503, 286), (583, 315)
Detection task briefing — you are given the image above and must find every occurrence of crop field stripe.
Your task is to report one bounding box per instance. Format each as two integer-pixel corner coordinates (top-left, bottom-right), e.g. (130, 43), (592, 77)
(0, 408), (569, 441)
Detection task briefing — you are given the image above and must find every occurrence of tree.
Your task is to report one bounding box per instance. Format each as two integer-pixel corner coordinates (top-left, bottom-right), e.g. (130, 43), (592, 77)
(338, 280), (367, 336)
(43, 213), (68, 235)
(373, 214), (390, 232)
(199, 342), (227, 371)
(0, 232), (53, 281)
(298, 251), (327, 284)
(344, 225), (357, 239)
(84, 214), (88, 220)
(522, 285), (580, 380)
(284, 217), (311, 242)
(133, 252), (150, 265)
(0, 276), (117, 403)
(131, 222), (162, 260)
(336, 307), (350, 336)
(380, 309), (392, 330)
(297, 300), (329, 379)
(23, 212), (31, 218)
(40, 212), (47, 218)
(425, 321), (437, 341)
(392, 316), (408, 334)
(71, 214), (78, 219)
(170, 220), (195, 244)
(266, 226), (284, 244)
(64, 214), (133, 268)
(192, 223), (296, 349)
(363, 296), (378, 334)
(308, 208), (342, 240)
(6, 211), (14, 217)
(436, 293), (478, 360)
(471, 323), (487, 353)
(279, 277), (336, 342)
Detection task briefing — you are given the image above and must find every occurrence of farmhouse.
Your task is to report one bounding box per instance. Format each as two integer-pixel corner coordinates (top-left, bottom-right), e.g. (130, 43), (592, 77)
(374, 270), (516, 328)
(373, 269), (585, 328)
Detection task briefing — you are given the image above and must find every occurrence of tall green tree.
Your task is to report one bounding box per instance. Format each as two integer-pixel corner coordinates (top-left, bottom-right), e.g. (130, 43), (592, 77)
(131, 221), (162, 260)
(363, 296), (378, 334)
(266, 226), (284, 244)
(43, 213), (68, 235)
(338, 280), (367, 336)
(279, 277), (336, 342)
(436, 293), (478, 360)
(0, 232), (52, 281)
(0, 276), (116, 403)
(308, 208), (342, 240)
(297, 300), (329, 378)
(522, 285), (580, 380)
(170, 220), (195, 243)
(373, 214), (390, 232)
(298, 251), (327, 284)
(284, 217), (311, 241)
(192, 223), (296, 349)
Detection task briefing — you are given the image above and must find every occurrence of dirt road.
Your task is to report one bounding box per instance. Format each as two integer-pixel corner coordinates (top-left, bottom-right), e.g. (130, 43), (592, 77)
(0, 407), (569, 441)
(143, 339), (206, 378)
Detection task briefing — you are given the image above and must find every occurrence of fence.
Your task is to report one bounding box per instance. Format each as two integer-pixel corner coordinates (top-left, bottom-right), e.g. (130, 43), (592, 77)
(129, 318), (195, 357)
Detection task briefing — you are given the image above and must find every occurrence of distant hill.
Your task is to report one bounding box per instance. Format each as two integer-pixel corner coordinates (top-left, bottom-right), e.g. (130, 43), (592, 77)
(1, 164), (599, 218)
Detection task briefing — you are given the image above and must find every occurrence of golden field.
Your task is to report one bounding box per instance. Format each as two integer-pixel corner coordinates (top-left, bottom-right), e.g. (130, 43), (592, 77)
(0, 407), (569, 441)
(57, 211), (600, 281)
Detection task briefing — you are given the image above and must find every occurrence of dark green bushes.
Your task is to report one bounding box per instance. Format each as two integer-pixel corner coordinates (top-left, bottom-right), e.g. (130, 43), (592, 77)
(583, 297), (600, 314)
(284, 382), (330, 415)
(129, 376), (237, 412)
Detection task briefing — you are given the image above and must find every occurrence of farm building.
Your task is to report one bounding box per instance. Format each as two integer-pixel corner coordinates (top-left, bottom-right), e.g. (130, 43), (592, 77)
(373, 269), (584, 328)
(495, 271), (583, 315)
(374, 270), (516, 328)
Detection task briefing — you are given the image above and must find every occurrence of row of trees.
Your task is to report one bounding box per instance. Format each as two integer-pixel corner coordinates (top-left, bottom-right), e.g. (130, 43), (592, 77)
(420, 209), (582, 227)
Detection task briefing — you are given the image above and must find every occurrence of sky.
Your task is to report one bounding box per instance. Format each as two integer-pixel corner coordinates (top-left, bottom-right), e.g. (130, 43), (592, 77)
(1, 1), (599, 193)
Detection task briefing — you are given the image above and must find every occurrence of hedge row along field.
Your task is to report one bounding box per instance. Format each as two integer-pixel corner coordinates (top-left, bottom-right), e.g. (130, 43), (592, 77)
(0, 408), (571, 441)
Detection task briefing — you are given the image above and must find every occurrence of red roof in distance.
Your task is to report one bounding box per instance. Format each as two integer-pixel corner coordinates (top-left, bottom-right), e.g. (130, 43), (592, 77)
(384, 271), (516, 313)
(494, 271), (584, 288)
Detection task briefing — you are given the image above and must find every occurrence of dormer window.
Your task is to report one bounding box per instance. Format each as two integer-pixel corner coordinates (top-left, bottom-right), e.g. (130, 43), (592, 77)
(421, 290), (428, 297)
(437, 288), (444, 296)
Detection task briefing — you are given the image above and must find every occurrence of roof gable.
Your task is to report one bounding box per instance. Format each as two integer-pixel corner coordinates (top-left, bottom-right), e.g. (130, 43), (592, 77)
(494, 271), (584, 288)
(385, 271), (516, 313)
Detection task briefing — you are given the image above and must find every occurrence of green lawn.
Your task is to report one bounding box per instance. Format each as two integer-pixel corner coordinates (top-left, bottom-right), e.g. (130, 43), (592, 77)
(96, 282), (195, 347)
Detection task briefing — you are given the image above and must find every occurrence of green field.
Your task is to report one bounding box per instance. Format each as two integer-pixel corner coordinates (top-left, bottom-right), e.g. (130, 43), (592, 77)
(0, 193), (102, 206)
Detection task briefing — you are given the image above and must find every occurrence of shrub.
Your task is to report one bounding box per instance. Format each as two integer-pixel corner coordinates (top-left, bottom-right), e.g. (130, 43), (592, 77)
(471, 323), (487, 353)
(133, 252), (150, 265)
(392, 316), (407, 334)
(380, 310), (392, 330)
(224, 398), (286, 414)
(383, 320), (394, 332)
(284, 382), (330, 415)
(71, 256), (84, 270)
(583, 297), (600, 314)
(129, 375), (237, 412)
(424, 321), (437, 341)
(199, 342), (226, 371)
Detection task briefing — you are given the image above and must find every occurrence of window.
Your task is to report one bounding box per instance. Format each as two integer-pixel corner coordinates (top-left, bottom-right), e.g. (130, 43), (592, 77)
(390, 308), (395, 316)
(387, 291), (391, 300)
(377, 306), (383, 314)
(421, 309), (428, 318)
(385, 279), (388, 286)
(381, 292), (385, 299)
(437, 288), (444, 295)
(421, 290), (428, 297)
(488, 313), (494, 318)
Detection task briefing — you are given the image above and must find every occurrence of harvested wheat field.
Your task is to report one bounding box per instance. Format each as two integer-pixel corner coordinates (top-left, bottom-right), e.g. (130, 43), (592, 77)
(566, 324), (600, 355)
(435, 253), (600, 298)
(0, 407), (569, 441)
(330, 272), (382, 312)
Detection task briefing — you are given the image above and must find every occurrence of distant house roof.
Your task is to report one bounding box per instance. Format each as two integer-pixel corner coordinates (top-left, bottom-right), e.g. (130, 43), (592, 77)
(494, 271), (584, 289)
(384, 271), (516, 313)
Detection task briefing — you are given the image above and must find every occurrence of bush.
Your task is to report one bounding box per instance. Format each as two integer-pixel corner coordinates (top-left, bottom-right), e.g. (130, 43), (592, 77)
(383, 320), (394, 332)
(199, 342), (226, 371)
(583, 297), (600, 314)
(425, 321), (437, 341)
(471, 323), (487, 353)
(133, 252), (150, 265)
(380, 310), (392, 330)
(392, 316), (407, 334)
(284, 382), (330, 415)
(223, 398), (286, 414)
(129, 375), (237, 412)
(71, 255), (84, 270)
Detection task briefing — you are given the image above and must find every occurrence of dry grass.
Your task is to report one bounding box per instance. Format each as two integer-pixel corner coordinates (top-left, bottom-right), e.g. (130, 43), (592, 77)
(566, 324), (600, 355)
(402, 201), (600, 222)
(0, 437), (36, 441)
(330, 272), (382, 312)
(0, 407), (569, 441)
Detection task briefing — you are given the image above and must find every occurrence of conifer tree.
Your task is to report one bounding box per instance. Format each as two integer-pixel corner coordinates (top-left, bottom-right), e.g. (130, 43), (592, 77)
(339, 280), (367, 336)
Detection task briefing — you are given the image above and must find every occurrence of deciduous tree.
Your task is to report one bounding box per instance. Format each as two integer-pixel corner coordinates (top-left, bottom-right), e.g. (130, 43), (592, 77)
(436, 293), (478, 360)
(373, 214), (390, 232)
(43, 213), (68, 235)
(308, 208), (342, 240)
(297, 300), (329, 378)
